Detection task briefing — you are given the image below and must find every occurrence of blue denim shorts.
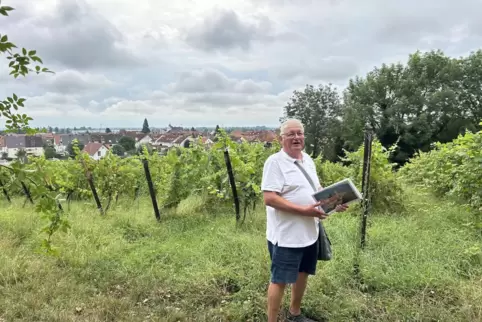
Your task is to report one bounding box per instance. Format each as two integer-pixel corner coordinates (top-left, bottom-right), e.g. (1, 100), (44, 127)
(267, 240), (318, 284)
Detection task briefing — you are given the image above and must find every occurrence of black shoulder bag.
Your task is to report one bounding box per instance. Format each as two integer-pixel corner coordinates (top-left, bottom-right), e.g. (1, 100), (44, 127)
(293, 160), (332, 261)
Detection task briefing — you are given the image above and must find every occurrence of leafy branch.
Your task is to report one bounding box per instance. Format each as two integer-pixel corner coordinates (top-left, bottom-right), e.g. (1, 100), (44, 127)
(0, 3), (54, 133)
(0, 2), (65, 255)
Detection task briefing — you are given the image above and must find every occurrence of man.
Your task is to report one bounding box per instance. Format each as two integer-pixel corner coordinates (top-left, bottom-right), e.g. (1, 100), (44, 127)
(261, 119), (347, 322)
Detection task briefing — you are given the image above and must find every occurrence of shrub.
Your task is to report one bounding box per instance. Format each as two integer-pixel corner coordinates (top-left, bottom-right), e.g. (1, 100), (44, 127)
(342, 139), (406, 214)
(399, 123), (482, 211)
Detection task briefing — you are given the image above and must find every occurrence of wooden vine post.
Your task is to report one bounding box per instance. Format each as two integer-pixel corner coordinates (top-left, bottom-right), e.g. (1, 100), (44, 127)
(142, 157), (160, 221)
(0, 178), (11, 203)
(79, 154), (103, 215)
(223, 147), (240, 222)
(21, 180), (33, 205)
(360, 129), (373, 249)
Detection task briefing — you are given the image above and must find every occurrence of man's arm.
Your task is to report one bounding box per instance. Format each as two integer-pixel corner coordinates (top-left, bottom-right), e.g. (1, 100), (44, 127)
(263, 191), (327, 219)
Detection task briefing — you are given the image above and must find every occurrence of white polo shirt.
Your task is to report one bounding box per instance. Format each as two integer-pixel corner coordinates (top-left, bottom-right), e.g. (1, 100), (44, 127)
(261, 149), (322, 248)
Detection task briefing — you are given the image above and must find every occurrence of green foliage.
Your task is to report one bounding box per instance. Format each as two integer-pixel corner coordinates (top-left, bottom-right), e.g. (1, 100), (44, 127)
(1, 187), (481, 321)
(342, 50), (482, 164)
(0, 3), (63, 255)
(313, 157), (352, 187)
(43, 146), (56, 159)
(399, 123), (482, 212)
(281, 83), (344, 161)
(118, 136), (136, 153)
(67, 141), (84, 157)
(314, 138), (406, 214)
(343, 139), (406, 214)
(142, 118), (150, 134)
(111, 144), (125, 156)
(0, 4), (53, 133)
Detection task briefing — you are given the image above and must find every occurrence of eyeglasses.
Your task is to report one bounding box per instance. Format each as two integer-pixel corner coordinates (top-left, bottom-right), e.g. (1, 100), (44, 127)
(282, 132), (304, 138)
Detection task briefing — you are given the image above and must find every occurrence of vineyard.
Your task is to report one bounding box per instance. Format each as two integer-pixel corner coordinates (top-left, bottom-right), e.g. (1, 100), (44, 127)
(1, 127), (481, 321)
(1, 126), (481, 250)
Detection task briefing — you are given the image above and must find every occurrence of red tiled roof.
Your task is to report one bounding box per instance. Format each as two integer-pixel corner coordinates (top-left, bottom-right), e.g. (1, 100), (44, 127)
(230, 130), (278, 143)
(53, 135), (61, 145)
(83, 142), (106, 156)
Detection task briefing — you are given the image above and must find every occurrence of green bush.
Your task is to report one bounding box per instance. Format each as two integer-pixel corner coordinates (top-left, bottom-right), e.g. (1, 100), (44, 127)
(399, 123), (482, 211)
(315, 139), (406, 215)
(314, 158), (352, 187)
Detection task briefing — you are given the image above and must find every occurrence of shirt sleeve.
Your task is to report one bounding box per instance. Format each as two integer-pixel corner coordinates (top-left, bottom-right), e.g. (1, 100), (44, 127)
(261, 157), (284, 193)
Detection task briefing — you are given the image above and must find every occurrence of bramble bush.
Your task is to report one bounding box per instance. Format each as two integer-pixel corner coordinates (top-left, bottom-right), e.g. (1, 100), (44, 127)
(314, 138), (406, 214)
(398, 122), (482, 212)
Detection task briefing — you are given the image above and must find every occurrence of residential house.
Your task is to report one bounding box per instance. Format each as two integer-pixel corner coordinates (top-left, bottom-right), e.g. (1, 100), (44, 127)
(89, 133), (122, 145)
(230, 130), (278, 145)
(135, 134), (152, 147)
(151, 132), (214, 152)
(3, 134), (44, 158)
(167, 124), (184, 132)
(54, 133), (91, 153)
(83, 142), (109, 160)
(152, 133), (190, 149)
(0, 136), (7, 158)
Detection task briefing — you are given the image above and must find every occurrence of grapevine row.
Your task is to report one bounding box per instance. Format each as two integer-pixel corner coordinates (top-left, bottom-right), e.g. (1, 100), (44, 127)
(2, 127), (479, 253)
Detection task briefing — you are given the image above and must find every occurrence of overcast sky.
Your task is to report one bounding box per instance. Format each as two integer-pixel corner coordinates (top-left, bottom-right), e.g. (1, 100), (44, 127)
(1, 0), (481, 129)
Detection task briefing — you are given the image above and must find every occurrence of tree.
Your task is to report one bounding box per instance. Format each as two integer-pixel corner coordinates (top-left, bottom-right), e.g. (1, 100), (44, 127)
(105, 127), (112, 133)
(111, 144), (125, 156)
(67, 141), (84, 157)
(44, 146), (56, 159)
(118, 136), (136, 152)
(0, 3), (53, 133)
(136, 143), (153, 155)
(341, 50), (482, 164)
(281, 84), (343, 161)
(15, 148), (27, 163)
(142, 118), (150, 133)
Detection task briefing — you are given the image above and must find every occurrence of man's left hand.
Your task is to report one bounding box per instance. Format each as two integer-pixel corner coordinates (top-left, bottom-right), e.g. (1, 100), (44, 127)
(335, 204), (349, 212)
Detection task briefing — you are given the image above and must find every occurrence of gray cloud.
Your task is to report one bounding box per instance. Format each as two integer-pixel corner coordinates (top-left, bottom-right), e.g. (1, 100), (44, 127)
(184, 9), (277, 51)
(3, 0), (482, 129)
(44, 70), (115, 94)
(4, 0), (140, 70)
(274, 57), (359, 84)
(167, 68), (272, 94)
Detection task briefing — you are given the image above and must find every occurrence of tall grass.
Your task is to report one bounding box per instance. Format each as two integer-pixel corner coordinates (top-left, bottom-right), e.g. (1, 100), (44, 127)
(0, 188), (481, 321)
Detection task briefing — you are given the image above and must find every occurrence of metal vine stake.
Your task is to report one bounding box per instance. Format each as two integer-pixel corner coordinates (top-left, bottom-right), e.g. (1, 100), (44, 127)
(353, 125), (374, 288)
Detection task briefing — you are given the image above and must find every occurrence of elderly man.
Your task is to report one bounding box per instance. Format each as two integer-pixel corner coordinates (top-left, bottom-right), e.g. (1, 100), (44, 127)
(261, 119), (347, 322)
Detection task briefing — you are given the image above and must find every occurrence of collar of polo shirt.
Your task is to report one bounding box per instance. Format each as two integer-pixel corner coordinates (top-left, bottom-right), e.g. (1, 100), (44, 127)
(280, 149), (304, 163)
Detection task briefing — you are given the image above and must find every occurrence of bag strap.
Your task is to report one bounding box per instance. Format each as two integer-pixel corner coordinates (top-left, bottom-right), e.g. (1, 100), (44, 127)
(293, 160), (317, 193)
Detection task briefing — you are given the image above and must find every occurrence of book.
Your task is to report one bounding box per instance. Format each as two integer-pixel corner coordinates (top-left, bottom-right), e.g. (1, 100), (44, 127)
(311, 178), (363, 214)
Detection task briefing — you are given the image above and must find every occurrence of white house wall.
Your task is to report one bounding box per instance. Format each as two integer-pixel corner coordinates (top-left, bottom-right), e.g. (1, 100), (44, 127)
(91, 146), (109, 160)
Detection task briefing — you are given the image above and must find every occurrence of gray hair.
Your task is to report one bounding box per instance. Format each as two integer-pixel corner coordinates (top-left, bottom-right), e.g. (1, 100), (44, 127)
(280, 118), (304, 135)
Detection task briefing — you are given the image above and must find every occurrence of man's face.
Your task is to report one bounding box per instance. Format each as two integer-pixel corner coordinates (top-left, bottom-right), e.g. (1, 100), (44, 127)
(281, 124), (305, 152)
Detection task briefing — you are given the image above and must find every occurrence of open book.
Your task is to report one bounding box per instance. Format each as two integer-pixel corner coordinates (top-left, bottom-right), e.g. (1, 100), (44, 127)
(311, 178), (363, 214)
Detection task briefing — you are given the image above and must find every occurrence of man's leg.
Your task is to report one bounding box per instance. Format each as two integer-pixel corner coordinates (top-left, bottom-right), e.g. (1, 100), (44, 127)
(267, 240), (303, 322)
(288, 240), (318, 319)
(267, 282), (286, 322)
(290, 272), (309, 316)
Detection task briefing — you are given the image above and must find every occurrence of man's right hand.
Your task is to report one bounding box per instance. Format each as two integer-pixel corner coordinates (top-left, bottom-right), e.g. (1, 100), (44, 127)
(300, 201), (328, 219)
